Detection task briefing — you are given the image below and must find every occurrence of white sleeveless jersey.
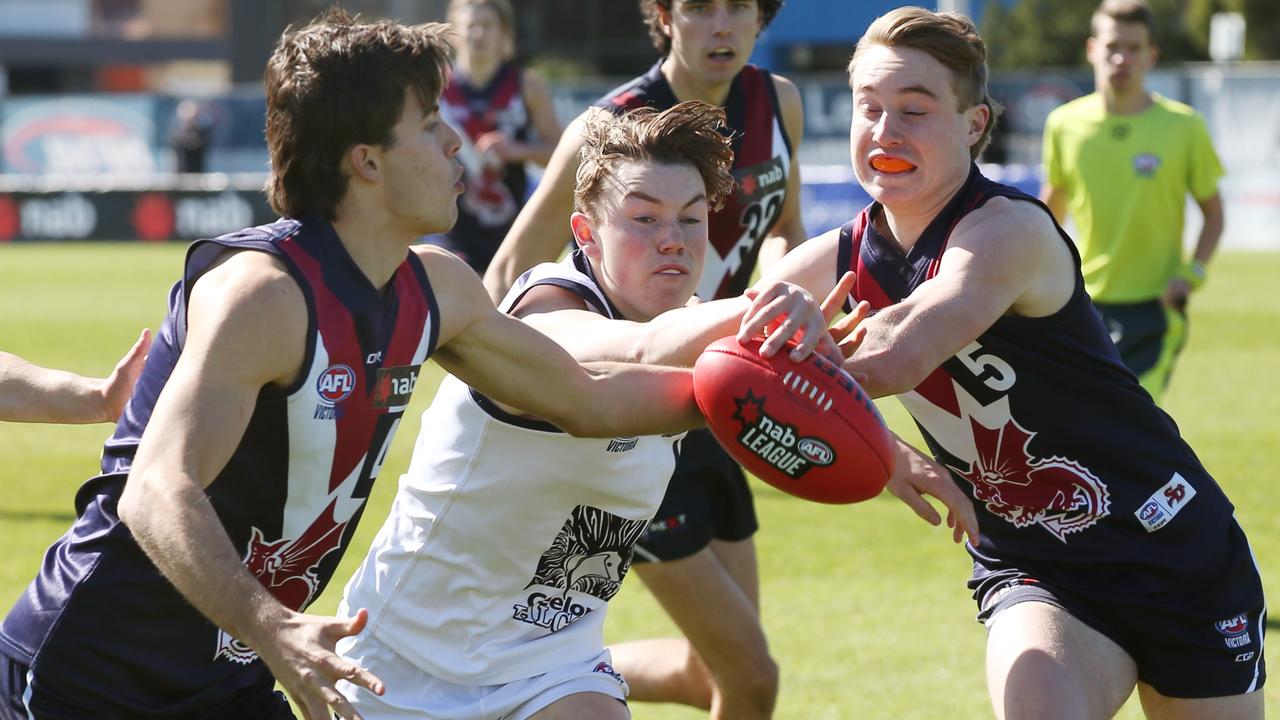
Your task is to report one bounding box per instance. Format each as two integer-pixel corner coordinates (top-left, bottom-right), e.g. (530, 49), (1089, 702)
(340, 253), (683, 686)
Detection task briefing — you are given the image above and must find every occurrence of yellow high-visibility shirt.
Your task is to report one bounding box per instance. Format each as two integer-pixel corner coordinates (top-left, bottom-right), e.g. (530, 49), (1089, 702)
(1043, 93), (1222, 303)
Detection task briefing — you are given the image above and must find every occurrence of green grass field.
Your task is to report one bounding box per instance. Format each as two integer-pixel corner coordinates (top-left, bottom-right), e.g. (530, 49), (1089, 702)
(1, 243), (1276, 718)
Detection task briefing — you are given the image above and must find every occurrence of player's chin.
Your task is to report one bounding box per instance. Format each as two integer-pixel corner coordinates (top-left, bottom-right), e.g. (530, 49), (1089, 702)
(647, 282), (695, 313)
(864, 182), (916, 205)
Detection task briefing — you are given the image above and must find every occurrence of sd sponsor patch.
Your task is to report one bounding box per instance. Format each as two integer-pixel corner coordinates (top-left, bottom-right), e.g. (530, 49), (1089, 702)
(1135, 472), (1196, 533)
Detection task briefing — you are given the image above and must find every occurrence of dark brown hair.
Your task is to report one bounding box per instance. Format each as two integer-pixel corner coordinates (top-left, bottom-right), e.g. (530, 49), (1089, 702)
(640, 0), (784, 56)
(848, 6), (1001, 160)
(1091, 0), (1156, 40)
(264, 9), (453, 220)
(574, 102), (735, 219)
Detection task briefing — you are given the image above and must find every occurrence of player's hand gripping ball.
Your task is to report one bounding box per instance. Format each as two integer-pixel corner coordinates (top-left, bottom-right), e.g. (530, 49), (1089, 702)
(693, 336), (894, 503)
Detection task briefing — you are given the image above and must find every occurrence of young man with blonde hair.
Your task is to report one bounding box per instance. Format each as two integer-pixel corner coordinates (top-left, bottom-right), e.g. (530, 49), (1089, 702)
(770, 7), (1263, 719)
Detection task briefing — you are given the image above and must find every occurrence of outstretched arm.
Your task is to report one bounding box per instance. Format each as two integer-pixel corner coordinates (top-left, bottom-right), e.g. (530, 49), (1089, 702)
(117, 251), (382, 720)
(482, 110), (598, 301)
(426, 247), (701, 437)
(512, 274), (853, 370)
(0, 330), (151, 424)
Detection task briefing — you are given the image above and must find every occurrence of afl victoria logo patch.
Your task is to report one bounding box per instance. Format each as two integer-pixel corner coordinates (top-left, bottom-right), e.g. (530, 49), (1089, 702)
(316, 364), (356, 405)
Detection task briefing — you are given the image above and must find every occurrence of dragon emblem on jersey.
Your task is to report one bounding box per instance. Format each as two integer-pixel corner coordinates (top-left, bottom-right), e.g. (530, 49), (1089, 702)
(952, 416), (1111, 542)
(215, 467), (369, 663)
(512, 505), (647, 633)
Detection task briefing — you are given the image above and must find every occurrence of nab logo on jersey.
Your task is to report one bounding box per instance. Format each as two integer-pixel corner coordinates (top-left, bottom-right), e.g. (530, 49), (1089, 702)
(316, 364), (356, 405)
(372, 364), (420, 409)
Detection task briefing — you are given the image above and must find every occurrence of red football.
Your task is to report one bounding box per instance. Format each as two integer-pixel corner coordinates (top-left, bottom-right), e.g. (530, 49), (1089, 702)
(693, 335), (895, 504)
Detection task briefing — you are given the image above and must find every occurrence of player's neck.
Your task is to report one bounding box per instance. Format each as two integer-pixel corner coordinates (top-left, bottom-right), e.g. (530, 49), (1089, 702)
(330, 204), (415, 291)
(875, 172), (969, 253)
(1100, 85), (1153, 116)
(457, 54), (501, 87)
(661, 57), (733, 107)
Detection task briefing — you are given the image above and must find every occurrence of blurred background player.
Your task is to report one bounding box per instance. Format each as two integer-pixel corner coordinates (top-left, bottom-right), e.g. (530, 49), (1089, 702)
(168, 99), (216, 174)
(1040, 0), (1225, 403)
(0, 12), (707, 720)
(336, 102), (843, 720)
(483, 2), (804, 716)
(425, 0), (562, 275)
(0, 330), (150, 424)
(769, 7), (1264, 718)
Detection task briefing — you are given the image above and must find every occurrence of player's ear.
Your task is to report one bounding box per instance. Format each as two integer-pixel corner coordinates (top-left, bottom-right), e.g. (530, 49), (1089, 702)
(345, 144), (381, 183)
(966, 103), (990, 147)
(570, 211), (601, 259)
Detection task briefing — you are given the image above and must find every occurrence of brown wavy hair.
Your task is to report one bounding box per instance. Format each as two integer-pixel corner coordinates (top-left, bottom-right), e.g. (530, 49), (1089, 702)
(574, 101), (736, 220)
(848, 7), (1002, 160)
(264, 9), (453, 220)
(640, 0), (785, 56)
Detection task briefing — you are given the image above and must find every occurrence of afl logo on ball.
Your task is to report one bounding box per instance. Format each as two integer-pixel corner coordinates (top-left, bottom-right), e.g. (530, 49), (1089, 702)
(316, 364), (356, 405)
(797, 438), (834, 466)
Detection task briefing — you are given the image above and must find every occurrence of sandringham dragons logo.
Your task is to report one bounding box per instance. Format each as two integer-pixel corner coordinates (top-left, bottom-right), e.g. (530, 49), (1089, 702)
(952, 416), (1110, 542)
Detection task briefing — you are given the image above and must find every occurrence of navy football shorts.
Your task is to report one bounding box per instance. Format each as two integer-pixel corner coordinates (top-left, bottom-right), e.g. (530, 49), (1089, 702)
(632, 429), (759, 563)
(1, 651), (296, 719)
(971, 523), (1266, 699)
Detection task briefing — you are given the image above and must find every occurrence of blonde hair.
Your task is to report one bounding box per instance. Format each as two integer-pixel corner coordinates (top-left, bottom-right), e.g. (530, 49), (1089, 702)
(848, 6), (1002, 159)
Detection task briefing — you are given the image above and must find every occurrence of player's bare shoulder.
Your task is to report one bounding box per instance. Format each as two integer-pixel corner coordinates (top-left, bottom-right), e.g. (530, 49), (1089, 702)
(953, 195), (1075, 317)
(410, 244), (495, 345)
(185, 248), (308, 386)
(189, 248), (302, 316)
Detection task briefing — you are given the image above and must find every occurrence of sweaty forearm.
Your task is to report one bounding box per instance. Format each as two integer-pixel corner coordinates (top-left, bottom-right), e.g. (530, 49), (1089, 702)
(561, 362), (701, 438)
(119, 473), (284, 649)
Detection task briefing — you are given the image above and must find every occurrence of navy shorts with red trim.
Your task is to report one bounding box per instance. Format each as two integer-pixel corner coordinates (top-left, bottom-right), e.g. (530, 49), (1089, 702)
(970, 522), (1266, 699)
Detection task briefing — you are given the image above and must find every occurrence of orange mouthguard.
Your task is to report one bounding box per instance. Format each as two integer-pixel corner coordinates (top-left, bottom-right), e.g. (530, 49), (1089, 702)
(870, 156), (915, 173)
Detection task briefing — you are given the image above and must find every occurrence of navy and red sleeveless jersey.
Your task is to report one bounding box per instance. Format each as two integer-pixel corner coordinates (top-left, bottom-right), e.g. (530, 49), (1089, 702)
(838, 165), (1242, 596)
(434, 62), (531, 273)
(0, 217), (438, 715)
(597, 60), (793, 300)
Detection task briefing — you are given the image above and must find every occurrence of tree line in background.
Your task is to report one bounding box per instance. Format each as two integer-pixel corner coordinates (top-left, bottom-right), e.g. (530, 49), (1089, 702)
(982, 0), (1280, 68)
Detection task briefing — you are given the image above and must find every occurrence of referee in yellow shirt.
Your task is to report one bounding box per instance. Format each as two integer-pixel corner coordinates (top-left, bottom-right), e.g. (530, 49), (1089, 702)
(1041, 0), (1224, 404)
